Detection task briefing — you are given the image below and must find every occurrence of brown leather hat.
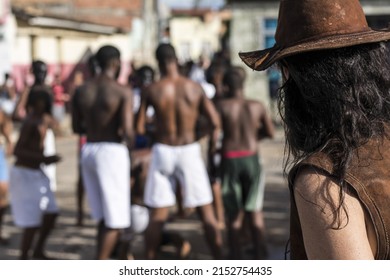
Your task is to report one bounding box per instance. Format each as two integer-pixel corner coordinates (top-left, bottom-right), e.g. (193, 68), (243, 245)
(239, 0), (390, 71)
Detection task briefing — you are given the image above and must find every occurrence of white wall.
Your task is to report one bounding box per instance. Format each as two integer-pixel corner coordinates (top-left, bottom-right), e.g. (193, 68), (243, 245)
(170, 14), (222, 63)
(230, 4), (278, 106)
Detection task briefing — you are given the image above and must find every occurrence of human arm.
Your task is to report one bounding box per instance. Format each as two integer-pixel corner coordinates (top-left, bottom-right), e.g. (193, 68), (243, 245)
(199, 92), (221, 155)
(293, 167), (375, 259)
(0, 113), (14, 155)
(13, 122), (61, 165)
(12, 86), (30, 121)
(135, 87), (149, 136)
(257, 103), (275, 140)
(121, 87), (134, 149)
(71, 87), (85, 135)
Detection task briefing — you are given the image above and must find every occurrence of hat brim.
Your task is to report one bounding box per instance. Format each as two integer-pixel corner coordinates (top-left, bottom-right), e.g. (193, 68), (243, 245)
(239, 29), (390, 71)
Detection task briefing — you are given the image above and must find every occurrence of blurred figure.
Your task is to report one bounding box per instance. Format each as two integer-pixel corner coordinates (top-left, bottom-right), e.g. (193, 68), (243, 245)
(116, 149), (191, 260)
(68, 71), (84, 107)
(132, 65), (155, 149)
(13, 61), (58, 192)
(204, 61), (229, 230)
(213, 66), (275, 259)
(0, 106), (14, 245)
(72, 45), (133, 260)
(71, 57), (99, 227)
(188, 54), (215, 99)
(9, 88), (61, 259)
(0, 73), (17, 117)
(136, 43), (222, 260)
(51, 73), (69, 136)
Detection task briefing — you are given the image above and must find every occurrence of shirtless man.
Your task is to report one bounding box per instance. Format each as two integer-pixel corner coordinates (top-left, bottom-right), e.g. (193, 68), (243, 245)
(136, 43), (222, 260)
(71, 55), (100, 226)
(214, 66), (275, 259)
(9, 88), (61, 259)
(72, 45), (133, 260)
(13, 61), (58, 192)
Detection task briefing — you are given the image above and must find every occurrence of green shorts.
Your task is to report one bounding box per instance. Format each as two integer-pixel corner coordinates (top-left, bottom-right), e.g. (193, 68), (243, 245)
(221, 154), (265, 217)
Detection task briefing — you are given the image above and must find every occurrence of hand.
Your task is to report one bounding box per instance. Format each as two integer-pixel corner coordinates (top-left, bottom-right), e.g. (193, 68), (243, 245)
(44, 155), (62, 165)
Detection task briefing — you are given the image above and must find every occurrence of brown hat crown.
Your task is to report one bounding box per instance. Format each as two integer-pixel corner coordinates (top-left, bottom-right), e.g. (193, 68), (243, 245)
(276, 0), (370, 48)
(239, 0), (390, 71)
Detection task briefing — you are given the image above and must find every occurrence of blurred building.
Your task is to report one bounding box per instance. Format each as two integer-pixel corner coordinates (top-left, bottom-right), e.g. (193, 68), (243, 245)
(5, 0), (159, 92)
(167, 7), (230, 64)
(0, 0), (15, 82)
(227, 0), (390, 105)
(157, 0), (230, 65)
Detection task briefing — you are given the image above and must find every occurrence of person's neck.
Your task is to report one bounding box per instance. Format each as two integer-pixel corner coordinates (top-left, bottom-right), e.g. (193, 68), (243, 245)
(160, 63), (180, 79)
(229, 89), (244, 99)
(101, 68), (117, 80)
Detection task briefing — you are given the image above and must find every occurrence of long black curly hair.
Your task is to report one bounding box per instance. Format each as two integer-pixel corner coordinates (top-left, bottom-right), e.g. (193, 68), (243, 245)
(279, 42), (390, 182)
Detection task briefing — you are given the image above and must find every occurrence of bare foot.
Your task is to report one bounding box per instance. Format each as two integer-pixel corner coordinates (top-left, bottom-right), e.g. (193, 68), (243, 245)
(178, 240), (191, 260)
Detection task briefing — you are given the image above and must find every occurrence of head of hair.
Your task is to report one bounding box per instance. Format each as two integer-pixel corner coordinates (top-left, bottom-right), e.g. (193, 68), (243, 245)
(32, 60), (47, 84)
(26, 88), (53, 115)
(136, 65), (155, 87)
(223, 66), (245, 96)
(95, 45), (120, 70)
(279, 42), (390, 179)
(155, 43), (177, 65)
(4, 73), (10, 80)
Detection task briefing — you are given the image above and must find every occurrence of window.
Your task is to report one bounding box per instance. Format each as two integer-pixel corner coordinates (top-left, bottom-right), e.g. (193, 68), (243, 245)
(263, 18), (277, 48)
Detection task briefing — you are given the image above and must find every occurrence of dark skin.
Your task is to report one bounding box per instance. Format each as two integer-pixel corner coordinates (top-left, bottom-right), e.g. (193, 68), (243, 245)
(70, 66), (96, 227)
(72, 58), (133, 260)
(136, 58), (223, 260)
(13, 98), (61, 259)
(214, 86), (275, 260)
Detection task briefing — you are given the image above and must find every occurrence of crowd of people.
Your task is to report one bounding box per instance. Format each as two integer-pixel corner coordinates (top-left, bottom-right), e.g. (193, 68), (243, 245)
(1, 0), (388, 262)
(0, 41), (275, 260)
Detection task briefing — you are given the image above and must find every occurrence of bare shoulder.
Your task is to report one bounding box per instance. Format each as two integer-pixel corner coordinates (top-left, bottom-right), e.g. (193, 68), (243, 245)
(293, 166), (373, 259)
(181, 76), (204, 93)
(247, 99), (265, 110)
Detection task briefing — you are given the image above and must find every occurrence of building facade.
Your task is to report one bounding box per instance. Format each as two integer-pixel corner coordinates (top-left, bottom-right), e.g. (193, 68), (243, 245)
(6, 0), (159, 93)
(228, 0), (390, 105)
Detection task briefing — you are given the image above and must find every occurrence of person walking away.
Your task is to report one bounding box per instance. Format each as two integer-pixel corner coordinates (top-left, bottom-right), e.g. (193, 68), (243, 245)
(214, 66), (275, 259)
(9, 88), (61, 259)
(136, 43), (223, 260)
(72, 45), (134, 260)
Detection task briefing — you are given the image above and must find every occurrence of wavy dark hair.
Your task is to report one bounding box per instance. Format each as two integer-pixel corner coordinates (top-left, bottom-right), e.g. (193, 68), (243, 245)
(278, 42), (390, 226)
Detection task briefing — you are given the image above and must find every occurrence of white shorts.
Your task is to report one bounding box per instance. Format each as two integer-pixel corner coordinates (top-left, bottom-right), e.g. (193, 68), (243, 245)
(144, 142), (213, 208)
(42, 128), (57, 191)
(81, 142), (130, 229)
(9, 166), (59, 228)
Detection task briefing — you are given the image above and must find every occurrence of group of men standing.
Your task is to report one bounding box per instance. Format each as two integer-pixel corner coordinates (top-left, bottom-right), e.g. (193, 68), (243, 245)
(72, 42), (275, 260)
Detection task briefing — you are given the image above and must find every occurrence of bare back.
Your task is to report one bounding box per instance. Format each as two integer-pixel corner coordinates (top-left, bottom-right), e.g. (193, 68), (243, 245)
(73, 75), (133, 144)
(216, 99), (275, 153)
(139, 76), (217, 146)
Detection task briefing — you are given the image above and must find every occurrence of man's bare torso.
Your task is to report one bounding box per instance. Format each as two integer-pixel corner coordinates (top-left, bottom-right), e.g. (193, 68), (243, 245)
(75, 76), (130, 143)
(216, 99), (274, 153)
(145, 76), (205, 146)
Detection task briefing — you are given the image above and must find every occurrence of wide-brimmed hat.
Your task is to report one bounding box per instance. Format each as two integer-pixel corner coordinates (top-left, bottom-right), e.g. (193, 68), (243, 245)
(239, 0), (390, 71)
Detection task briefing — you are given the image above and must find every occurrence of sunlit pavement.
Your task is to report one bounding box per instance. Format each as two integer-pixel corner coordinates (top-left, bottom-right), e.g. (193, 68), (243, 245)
(0, 122), (289, 260)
